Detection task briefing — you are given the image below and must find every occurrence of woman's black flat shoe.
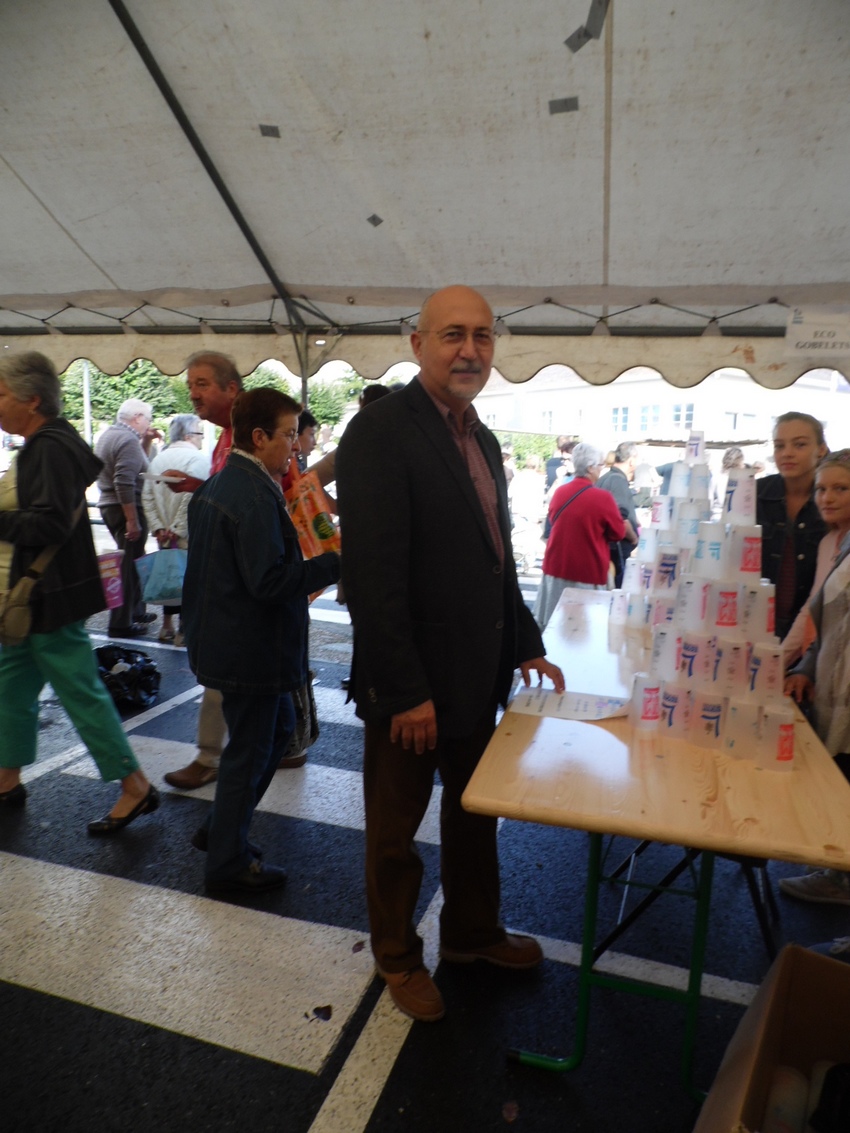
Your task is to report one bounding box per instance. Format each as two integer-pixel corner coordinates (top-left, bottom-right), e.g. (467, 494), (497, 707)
(88, 785), (160, 836)
(0, 783), (27, 808)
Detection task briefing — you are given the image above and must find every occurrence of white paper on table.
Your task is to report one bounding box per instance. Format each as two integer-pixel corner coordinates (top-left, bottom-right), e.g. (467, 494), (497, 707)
(510, 685), (630, 721)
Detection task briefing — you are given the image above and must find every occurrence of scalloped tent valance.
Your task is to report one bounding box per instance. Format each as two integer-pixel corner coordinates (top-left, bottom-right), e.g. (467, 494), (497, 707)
(2, 2), (848, 374)
(2, 332), (845, 391)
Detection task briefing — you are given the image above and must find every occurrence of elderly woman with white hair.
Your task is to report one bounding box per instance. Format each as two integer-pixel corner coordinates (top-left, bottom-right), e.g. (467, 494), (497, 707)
(534, 442), (633, 630)
(95, 397), (156, 638)
(141, 414), (210, 644)
(0, 352), (159, 832)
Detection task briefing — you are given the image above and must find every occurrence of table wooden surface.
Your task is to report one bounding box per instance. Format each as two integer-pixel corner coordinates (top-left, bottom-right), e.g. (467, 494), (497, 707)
(463, 589), (850, 871)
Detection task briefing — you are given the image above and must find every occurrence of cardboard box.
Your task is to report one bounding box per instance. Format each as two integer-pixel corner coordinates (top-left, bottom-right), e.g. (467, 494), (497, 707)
(694, 944), (850, 1132)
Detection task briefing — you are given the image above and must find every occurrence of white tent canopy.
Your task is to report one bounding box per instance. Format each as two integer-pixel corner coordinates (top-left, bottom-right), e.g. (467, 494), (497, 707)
(2, 0), (849, 385)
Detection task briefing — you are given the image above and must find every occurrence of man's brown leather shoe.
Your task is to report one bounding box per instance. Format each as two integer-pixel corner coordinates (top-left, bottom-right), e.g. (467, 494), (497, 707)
(163, 760), (218, 790)
(278, 751), (307, 769)
(439, 933), (543, 969)
(378, 964), (445, 1022)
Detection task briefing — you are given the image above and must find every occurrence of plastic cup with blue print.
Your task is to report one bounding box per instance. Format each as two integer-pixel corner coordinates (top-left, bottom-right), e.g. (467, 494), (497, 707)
(693, 522), (726, 580)
(679, 631), (717, 687)
(690, 691), (727, 749)
(609, 589), (628, 625)
(748, 640), (785, 703)
(660, 682), (692, 738)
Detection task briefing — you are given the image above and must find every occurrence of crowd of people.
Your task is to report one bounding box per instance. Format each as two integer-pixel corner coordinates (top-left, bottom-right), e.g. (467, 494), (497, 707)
(1, 287), (849, 1023)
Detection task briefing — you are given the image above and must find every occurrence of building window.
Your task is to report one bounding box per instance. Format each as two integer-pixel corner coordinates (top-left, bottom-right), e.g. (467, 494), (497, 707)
(673, 403), (694, 429)
(639, 405), (660, 433)
(612, 406), (629, 433)
(541, 410), (553, 432)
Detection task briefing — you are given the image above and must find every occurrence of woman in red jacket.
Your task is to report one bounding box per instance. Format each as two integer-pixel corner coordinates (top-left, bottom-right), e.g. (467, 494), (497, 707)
(534, 442), (636, 629)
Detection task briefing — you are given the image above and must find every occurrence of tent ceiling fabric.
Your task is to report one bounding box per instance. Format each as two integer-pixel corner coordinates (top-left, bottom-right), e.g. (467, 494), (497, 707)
(1, 0), (848, 384)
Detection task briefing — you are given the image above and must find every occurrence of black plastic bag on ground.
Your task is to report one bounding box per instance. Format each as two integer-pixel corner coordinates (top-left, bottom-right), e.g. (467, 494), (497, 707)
(95, 645), (161, 712)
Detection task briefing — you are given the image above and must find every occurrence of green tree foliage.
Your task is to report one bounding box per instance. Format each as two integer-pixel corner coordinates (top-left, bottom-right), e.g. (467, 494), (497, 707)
(306, 367), (364, 428)
(494, 431), (559, 466)
(243, 363), (293, 397)
(60, 358), (189, 434)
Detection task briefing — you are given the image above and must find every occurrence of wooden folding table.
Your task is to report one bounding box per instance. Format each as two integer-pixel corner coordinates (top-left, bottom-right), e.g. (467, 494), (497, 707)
(462, 590), (850, 1087)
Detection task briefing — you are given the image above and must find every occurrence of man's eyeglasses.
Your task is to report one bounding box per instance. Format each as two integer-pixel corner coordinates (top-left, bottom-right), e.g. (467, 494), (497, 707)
(427, 328), (495, 348)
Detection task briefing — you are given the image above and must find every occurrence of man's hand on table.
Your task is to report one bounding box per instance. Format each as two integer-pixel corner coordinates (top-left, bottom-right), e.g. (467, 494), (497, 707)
(519, 657), (565, 693)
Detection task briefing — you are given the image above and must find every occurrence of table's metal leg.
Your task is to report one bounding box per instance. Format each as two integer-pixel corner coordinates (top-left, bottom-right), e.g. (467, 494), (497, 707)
(508, 836), (714, 1091)
(682, 850), (713, 1098)
(508, 832), (602, 1071)
(593, 848), (700, 962)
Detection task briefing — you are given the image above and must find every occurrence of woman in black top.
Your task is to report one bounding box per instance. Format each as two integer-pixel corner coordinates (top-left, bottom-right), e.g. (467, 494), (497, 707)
(756, 411), (828, 640)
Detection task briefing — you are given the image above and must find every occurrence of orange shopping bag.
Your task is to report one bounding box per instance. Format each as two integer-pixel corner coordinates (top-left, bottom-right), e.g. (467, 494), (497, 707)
(284, 463), (340, 601)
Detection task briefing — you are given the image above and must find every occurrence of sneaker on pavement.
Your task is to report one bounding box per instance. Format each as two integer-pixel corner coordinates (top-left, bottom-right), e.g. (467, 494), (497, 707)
(378, 964), (445, 1022)
(163, 760), (218, 790)
(439, 932), (543, 969)
(779, 869), (850, 906)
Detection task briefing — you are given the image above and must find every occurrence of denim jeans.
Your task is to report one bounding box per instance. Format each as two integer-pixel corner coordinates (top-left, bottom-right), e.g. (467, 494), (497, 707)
(204, 691), (295, 882)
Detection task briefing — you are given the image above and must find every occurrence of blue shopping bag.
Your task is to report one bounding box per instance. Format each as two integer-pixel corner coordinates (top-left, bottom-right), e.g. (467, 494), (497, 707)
(136, 548), (187, 604)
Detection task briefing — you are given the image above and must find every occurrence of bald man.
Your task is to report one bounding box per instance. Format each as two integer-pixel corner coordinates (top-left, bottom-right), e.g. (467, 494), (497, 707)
(336, 285), (564, 1022)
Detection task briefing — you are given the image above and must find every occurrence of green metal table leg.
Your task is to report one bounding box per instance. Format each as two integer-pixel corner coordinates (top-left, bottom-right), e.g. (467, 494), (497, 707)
(508, 836), (715, 1091)
(681, 849), (714, 1098)
(508, 832), (602, 1071)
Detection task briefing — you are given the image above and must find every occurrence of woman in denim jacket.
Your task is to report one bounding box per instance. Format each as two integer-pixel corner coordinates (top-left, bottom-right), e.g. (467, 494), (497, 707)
(182, 388), (340, 894)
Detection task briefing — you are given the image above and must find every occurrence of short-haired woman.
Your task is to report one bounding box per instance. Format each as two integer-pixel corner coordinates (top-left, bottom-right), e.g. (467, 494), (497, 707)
(182, 387), (340, 893)
(534, 442), (634, 630)
(0, 352), (158, 832)
(141, 413), (210, 644)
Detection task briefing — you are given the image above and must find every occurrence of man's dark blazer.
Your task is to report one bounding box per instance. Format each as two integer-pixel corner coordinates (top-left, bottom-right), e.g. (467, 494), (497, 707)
(336, 377), (546, 738)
